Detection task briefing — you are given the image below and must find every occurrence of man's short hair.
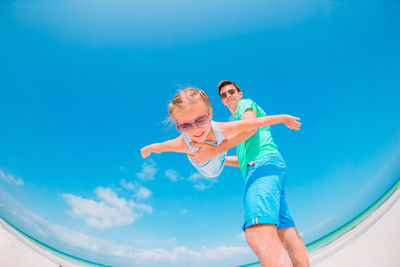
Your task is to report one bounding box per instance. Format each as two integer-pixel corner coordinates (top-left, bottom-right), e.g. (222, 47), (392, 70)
(217, 80), (241, 95)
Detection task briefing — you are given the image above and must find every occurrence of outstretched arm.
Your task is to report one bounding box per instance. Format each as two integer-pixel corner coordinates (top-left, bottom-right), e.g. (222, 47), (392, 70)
(219, 114), (301, 137)
(189, 111), (301, 164)
(140, 136), (189, 158)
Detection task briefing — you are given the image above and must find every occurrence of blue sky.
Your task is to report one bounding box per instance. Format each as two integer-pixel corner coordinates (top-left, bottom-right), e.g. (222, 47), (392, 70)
(1, 0), (400, 266)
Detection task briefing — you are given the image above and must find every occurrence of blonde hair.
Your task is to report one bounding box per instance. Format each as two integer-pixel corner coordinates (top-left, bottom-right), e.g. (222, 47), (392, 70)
(168, 88), (211, 121)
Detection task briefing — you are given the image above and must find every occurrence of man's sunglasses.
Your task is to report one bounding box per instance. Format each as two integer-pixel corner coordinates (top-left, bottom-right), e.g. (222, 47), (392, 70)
(220, 89), (237, 99)
(176, 115), (211, 134)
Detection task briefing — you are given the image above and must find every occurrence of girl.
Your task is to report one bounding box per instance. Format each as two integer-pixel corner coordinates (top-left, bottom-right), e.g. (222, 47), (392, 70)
(140, 88), (300, 177)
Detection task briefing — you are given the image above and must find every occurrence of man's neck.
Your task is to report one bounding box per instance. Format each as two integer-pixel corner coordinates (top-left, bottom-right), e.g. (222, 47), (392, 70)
(229, 105), (238, 116)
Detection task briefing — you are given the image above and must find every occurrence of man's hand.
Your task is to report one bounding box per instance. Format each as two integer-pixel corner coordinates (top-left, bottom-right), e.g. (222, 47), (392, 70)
(283, 115), (301, 130)
(188, 142), (222, 164)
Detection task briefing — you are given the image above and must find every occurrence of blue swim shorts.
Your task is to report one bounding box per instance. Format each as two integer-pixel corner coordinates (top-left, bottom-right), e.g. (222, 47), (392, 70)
(242, 153), (295, 231)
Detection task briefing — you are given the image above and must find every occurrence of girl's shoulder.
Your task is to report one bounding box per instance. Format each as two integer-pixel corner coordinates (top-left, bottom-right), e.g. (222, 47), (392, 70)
(177, 135), (191, 153)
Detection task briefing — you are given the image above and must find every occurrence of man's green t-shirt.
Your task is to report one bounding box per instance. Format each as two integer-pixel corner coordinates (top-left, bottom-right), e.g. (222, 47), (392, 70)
(235, 99), (280, 179)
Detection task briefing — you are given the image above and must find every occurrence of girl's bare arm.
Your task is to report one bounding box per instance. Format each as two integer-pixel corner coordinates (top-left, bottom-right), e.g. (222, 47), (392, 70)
(140, 136), (189, 158)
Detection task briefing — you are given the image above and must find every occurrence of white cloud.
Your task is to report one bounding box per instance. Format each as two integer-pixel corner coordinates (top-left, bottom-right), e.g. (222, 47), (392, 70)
(165, 169), (184, 182)
(134, 202), (153, 213)
(62, 187), (152, 229)
(136, 159), (158, 181)
(50, 224), (102, 252)
(166, 169), (219, 190)
(134, 186), (152, 199)
(120, 179), (152, 200)
(0, 169), (24, 186)
(120, 178), (135, 190)
(188, 173), (218, 191)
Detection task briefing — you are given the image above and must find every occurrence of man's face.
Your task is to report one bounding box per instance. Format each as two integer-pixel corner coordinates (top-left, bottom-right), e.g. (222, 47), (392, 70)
(220, 84), (242, 109)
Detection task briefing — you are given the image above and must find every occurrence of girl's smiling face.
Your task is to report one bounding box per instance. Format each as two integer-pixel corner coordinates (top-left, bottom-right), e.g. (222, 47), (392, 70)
(174, 102), (213, 143)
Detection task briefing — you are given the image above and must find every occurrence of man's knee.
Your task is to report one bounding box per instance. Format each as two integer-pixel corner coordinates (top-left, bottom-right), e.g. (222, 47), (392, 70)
(278, 227), (303, 248)
(245, 224), (280, 251)
(246, 224), (294, 267)
(278, 227), (309, 267)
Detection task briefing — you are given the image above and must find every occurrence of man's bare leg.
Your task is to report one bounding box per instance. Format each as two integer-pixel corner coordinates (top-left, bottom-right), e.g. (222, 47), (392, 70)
(278, 227), (309, 267)
(245, 224), (293, 267)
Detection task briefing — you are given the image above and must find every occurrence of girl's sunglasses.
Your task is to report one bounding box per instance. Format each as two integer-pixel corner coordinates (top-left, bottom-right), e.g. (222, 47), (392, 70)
(176, 115), (210, 133)
(220, 89), (236, 99)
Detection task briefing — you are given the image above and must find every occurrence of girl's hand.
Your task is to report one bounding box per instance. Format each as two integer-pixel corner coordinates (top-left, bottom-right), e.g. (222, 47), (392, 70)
(140, 146), (152, 158)
(284, 115), (301, 130)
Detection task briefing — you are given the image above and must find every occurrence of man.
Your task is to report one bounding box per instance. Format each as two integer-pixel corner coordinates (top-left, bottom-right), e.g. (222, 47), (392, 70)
(190, 80), (309, 267)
